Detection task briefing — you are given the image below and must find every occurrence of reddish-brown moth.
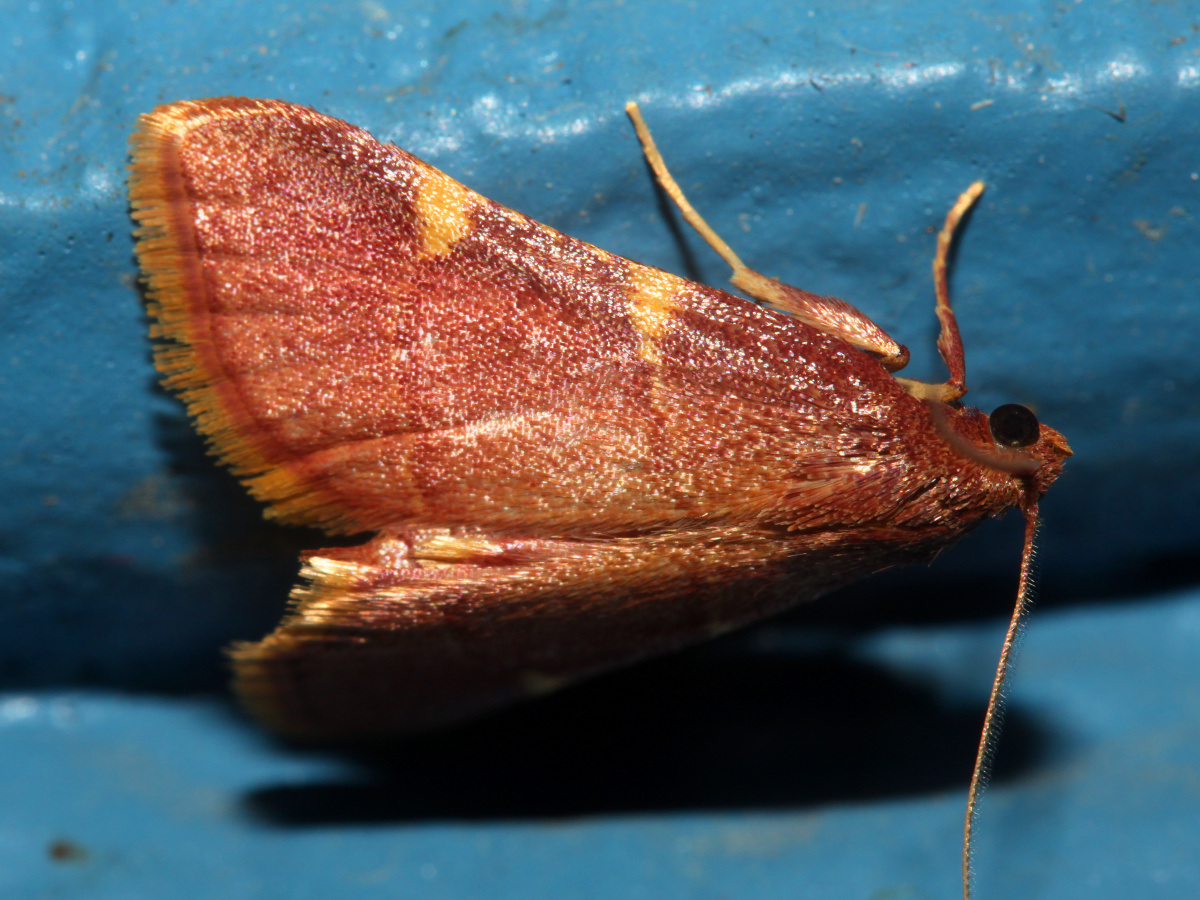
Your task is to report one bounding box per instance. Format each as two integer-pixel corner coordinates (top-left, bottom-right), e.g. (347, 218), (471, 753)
(129, 98), (1069, 898)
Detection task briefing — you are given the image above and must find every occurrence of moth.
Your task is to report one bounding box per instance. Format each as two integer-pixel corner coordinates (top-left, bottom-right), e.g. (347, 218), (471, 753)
(130, 98), (1069, 897)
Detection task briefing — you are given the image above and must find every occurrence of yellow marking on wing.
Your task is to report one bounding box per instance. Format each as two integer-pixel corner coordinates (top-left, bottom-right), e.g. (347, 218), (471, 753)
(627, 265), (682, 365)
(413, 168), (476, 258)
(411, 532), (506, 563)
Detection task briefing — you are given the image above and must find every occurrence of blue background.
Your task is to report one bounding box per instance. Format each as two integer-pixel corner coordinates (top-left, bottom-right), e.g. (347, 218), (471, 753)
(1, 1), (1197, 898)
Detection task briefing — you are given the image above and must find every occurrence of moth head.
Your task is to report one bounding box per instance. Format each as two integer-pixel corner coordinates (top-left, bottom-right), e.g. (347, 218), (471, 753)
(930, 401), (1072, 499)
(990, 403), (1072, 499)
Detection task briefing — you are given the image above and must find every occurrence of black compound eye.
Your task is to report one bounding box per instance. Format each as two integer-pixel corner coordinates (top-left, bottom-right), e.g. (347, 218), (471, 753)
(989, 403), (1040, 449)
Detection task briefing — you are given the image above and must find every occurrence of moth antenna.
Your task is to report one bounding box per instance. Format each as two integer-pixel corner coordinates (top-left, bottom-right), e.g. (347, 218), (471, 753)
(895, 181), (985, 403)
(962, 500), (1040, 900)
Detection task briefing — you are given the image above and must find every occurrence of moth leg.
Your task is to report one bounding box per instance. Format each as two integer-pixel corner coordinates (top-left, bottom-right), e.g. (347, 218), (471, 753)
(625, 101), (910, 372)
(894, 181), (983, 403)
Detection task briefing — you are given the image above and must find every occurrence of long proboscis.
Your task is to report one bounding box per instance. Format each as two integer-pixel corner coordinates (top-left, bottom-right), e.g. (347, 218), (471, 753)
(962, 499), (1040, 900)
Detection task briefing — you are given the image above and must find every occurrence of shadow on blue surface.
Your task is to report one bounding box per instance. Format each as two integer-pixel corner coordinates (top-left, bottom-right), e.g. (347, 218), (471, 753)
(239, 641), (1049, 825)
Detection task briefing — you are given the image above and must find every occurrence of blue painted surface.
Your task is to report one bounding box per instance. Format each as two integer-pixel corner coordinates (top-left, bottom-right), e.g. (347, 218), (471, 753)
(1, 0), (1197, 897)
